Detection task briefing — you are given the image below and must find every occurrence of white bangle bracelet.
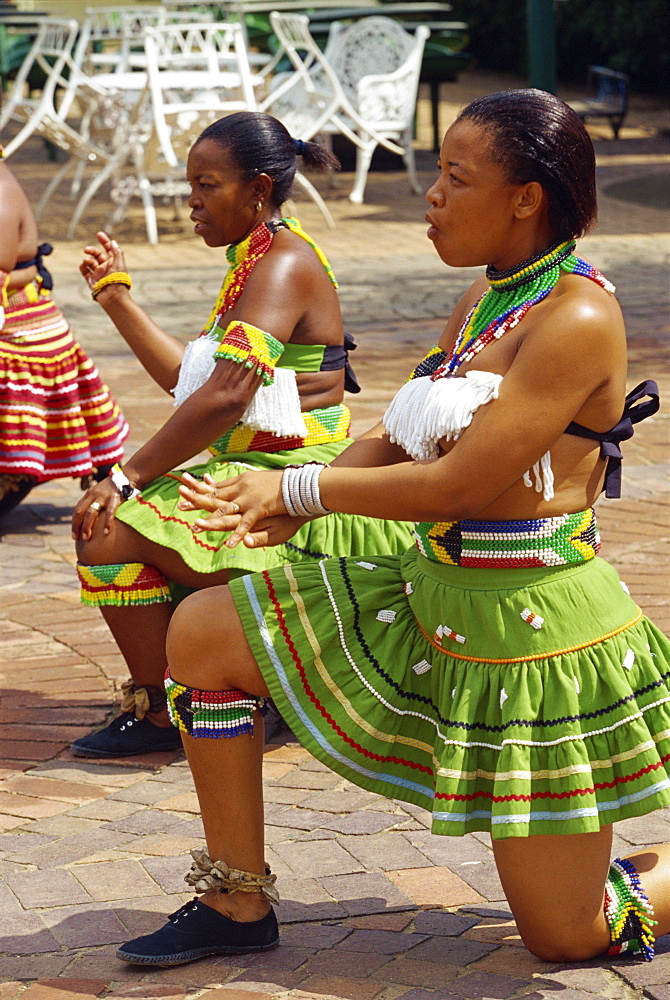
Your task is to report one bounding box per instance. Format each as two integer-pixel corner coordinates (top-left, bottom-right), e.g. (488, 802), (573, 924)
(281, 463), (330, 517)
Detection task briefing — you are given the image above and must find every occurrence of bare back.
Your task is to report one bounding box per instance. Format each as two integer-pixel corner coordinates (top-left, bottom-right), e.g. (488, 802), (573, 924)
(0, 162), (40, 290)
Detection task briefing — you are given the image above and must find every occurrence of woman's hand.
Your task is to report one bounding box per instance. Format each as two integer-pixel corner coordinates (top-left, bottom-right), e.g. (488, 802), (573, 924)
(176, 469), (290, 547)
(72, 478), (124, 540)
(80, 231), (128, 298)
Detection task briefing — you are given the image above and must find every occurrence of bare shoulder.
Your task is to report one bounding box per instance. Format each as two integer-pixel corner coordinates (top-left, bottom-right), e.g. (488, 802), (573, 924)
(542, 270), (625, 354)
(268, 224), (331, 275)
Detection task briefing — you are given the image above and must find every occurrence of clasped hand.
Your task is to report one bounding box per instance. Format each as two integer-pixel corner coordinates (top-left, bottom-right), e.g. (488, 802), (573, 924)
(176, 470), (308, 548)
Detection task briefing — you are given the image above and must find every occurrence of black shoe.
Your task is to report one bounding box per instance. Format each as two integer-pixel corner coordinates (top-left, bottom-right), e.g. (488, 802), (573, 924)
(116, 898), (279, 966)
(70, 712), (183, 758)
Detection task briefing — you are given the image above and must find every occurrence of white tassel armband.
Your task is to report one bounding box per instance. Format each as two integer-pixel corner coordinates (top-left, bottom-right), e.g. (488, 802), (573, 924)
(281, 462), (331, 517)
(172, 335), (307, 439)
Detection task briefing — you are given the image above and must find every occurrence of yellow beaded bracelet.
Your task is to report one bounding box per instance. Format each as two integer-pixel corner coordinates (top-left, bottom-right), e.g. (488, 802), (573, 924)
(91, 271), (132, 299)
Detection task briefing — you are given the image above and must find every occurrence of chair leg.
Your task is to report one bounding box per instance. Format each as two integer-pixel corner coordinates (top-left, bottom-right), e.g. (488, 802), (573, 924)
(294, 171), (336, 230)
(349, 140), (376, 205)
(402, 133), (423, 196)
(138, 176), (159, 245)
(1, 113), (41, 158)
(35, 156), (75, 220)
(66, 159), (117, 240)
(70, 159), (86, 198)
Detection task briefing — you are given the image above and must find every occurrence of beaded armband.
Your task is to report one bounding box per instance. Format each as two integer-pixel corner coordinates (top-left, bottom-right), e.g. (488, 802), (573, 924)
(604, 857), (656, 961)
(213, 321), (284, 387)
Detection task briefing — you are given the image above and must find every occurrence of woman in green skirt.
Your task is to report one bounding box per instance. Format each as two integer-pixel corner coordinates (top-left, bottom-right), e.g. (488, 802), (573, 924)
(70, 112), (413, 759)
(116, 90), (670, 966)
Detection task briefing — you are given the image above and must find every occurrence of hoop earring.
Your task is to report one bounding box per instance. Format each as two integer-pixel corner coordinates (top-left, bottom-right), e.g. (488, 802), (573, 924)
(255, 201), (263, 213)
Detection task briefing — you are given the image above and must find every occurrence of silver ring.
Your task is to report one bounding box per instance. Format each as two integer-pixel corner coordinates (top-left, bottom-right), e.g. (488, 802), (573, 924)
(229, 501), (240, 514)
(89, 501), (103, 512)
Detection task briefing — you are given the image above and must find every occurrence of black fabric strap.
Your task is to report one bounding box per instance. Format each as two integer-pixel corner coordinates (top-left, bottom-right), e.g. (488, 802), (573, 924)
(564, 380), (660, 498)
(14, 242), (54, 290)
(322, 332), (360, 393)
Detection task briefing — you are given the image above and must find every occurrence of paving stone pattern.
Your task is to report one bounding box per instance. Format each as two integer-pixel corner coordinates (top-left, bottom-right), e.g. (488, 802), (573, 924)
(1, 74), (669, 999)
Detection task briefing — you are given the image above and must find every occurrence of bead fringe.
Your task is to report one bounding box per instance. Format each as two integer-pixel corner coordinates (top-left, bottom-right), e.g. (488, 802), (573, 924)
(172, 331), (218, 406)
(242, 366), (308, 438)
(604, 857), (656, 962)
(383, 370), (502, 461)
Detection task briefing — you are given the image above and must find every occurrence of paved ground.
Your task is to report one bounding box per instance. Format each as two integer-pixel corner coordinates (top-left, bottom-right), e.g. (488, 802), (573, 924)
(0, 71), (669, 999)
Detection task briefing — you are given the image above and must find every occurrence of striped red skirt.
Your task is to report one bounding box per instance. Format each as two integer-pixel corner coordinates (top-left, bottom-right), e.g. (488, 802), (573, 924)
(0, 280), (128, 481)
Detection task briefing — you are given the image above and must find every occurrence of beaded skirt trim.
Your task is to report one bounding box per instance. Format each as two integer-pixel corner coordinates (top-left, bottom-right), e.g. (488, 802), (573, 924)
(165, 674), (268, 738)
(78, 562), (171, 607)
(414, 509), (600, 568)
(209, 404), (351, 456)
(605, 857), (656, 961)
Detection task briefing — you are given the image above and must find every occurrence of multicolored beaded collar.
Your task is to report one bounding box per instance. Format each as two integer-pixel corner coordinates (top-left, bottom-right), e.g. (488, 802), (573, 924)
(434, 239), (615, 377)
(202, 217), (337, 336)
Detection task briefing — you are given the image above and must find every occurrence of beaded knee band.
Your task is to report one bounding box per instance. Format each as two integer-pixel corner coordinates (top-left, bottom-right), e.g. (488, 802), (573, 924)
(120, 679), (167, 720)
(604, 857), (656, 961)
(165, 674), (268, 739)
(78, 562), (172, 607)
(185, 849), (279, 904)
(414, 509), (600, 568)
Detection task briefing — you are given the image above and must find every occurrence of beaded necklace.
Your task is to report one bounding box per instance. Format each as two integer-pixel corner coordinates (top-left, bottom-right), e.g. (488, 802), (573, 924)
(202, 217), (338, 336)
(434, 239), (615, 378)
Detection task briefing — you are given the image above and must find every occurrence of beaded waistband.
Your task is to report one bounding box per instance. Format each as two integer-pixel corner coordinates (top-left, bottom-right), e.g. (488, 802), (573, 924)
(414, 509), (600, 568)
(209, 403), (351, 456)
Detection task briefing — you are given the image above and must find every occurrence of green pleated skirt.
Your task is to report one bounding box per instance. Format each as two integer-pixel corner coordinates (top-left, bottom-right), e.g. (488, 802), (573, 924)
(231, 548), (670, 839)
(115, 441), (414, 576)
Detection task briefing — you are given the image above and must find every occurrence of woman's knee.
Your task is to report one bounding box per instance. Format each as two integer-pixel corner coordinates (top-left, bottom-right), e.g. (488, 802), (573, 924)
(166, 585), (257, 692)
(75, 519), (133, 564)
(517, 921), (606, 963)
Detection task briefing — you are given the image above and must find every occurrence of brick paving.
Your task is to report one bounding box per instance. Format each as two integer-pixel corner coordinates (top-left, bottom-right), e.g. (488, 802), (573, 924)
(1, 70), (669, 999)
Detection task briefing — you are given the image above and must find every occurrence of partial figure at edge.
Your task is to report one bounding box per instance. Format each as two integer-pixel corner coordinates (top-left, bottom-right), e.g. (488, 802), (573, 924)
(114, 91), (669, 969)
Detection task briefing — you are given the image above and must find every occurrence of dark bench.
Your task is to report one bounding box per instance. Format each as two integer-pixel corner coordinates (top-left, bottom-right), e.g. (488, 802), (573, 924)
(570, 65), (629, 139)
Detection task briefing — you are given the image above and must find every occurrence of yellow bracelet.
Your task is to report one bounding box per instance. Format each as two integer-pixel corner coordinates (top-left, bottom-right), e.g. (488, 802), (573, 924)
(91, 271), (132, 299)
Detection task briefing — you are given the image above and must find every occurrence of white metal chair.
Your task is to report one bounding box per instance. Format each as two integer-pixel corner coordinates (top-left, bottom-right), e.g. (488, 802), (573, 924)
(33, 76), (146, 240)
(71, 6), (165, 79)
(0, 18), (80, 158)
(259, 11), (349, 227)
(106, 21), (258, 243)
(323, 16), (430, 204)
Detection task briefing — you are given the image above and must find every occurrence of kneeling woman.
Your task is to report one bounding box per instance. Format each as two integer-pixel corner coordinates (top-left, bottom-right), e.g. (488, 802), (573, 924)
(71, 112), (413, 758)
(117, 92), (669, 966)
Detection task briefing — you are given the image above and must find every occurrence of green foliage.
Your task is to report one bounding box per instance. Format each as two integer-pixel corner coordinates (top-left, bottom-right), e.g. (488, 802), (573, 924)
(449, 0), (668, 91)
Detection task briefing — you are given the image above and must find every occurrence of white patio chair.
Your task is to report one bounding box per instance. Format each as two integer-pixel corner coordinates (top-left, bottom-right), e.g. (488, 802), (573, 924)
(32, 75), (147, 239)
(323, 16), (430, 204)
(258, 11), (347, 228)
(0, 17), (80, 158)
(105, 21), (258, 243)
(70, 6), (165, 80)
